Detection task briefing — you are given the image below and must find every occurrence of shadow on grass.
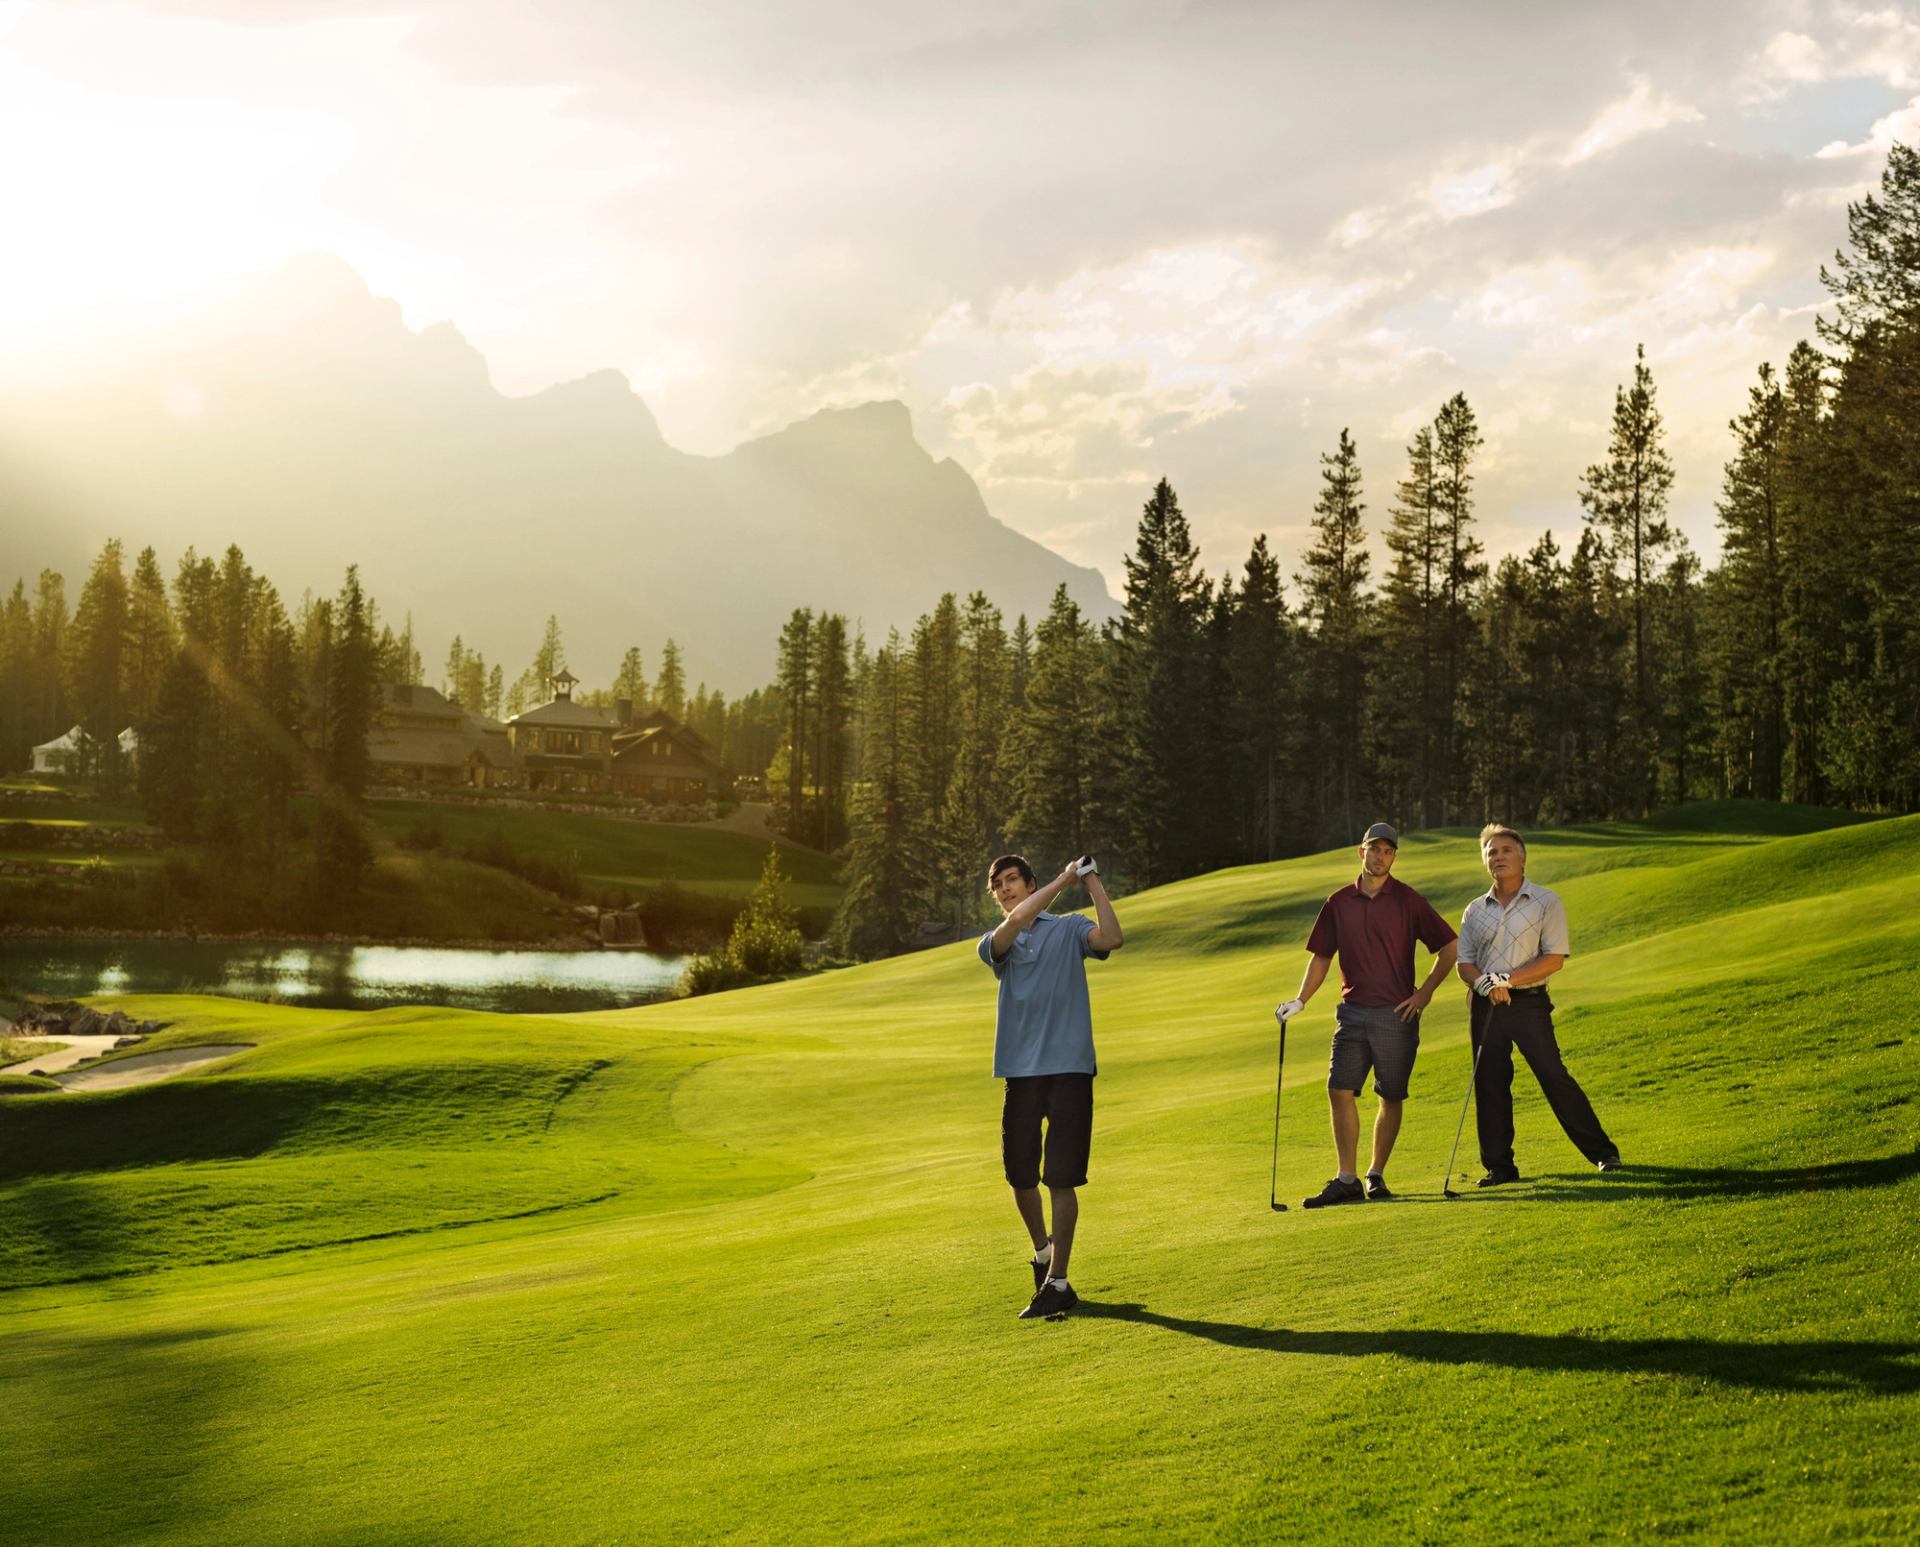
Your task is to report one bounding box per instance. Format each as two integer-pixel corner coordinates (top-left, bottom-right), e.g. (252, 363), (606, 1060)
(7, 1323), (240, 1541)
(1074, 1303), (1920, 1392)
(1520, 1146), (1920, 1201)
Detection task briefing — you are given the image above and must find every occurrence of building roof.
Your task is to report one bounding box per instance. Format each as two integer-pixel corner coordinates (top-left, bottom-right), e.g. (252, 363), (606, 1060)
(510, 697), (618, 729)
(369, 714), (512, 770)
(611, 724), (726, 776)
(32, 725), (86, 754)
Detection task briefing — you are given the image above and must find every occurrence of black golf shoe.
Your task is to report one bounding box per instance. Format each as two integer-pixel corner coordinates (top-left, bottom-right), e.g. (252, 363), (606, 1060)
(1475, 1167), (1521, 1188)
(1020, 1280), (1077, 1320)
(1596, 1153), (1624, 1173)
(1303, 1176), (1366, 1209)
(1364, 1172), (1393, 1201)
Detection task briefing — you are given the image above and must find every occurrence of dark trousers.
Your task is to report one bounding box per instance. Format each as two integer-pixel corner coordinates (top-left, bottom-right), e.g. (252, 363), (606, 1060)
(1470, 991), (1615, 1169)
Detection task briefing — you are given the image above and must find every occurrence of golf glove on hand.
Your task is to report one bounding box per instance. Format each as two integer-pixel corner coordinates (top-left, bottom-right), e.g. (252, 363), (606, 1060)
(1472, 971), (1512, 998)
(1275, 998), (1305, 1024)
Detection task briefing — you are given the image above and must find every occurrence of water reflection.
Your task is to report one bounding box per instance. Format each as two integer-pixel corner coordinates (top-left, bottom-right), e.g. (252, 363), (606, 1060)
(0, 940), (691, 1014)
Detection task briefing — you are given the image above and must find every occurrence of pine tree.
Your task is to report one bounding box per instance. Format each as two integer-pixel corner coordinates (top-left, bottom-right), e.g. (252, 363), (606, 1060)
(1114, 478), (1211, 885)
(316, 566), (375, 911)
(655, 639), (687, 719)
(1709, 363), (1790, 799)
(910, 594), (963, 832)
(0, 581), (34, 770)
(833, 633), (934, 958)
(777, 609), (813, 836)
(1229, 536), (1290, 860)
(443, 636), (468, 701)
(62, 540), (131, 790)
(1295, 430), (1373, 846)
(30, 570), (69, 749)
(125, 546), (174, 729)
(1379, 425), (1442, 825)
(1579, 344), (1676, 813)
(1433, 392), (1486, 820)
(723, 846), (805, 977)
(940, 592), (1011, 920)
(614, 646), (647, 707)
(1007, 586), (1099, 866)
(812, 614), (852, 849)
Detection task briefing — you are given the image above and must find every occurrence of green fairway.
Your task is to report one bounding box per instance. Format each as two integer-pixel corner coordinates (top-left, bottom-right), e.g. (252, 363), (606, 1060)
(2, 802), (1916, 1543)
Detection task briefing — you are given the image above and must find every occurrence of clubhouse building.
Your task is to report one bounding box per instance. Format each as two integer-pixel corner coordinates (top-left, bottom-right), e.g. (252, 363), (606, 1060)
(368, 672), (726, 804)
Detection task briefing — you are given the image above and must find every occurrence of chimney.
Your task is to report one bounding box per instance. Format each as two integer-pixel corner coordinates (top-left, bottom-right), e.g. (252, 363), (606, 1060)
(617, 697), (633, 727)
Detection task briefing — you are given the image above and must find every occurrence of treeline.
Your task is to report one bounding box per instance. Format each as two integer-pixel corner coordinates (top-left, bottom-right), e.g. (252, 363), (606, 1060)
(815, 143), (1920, 956)
(0, 545), (403, 915)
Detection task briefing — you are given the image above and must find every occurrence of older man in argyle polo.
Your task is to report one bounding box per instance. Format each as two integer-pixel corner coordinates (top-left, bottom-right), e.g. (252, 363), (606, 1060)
(1456, 823), (1621, 1185)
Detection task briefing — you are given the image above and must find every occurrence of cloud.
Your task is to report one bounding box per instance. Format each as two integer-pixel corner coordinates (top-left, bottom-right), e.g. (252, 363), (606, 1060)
(1744, 3), (1920, 96)
(1564, 77), (1705, 164)
(1815, 92), (1920, 154)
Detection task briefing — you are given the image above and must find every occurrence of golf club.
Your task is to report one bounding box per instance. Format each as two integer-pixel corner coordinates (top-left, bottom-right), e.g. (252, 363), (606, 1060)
(1441, 999), (1495, 1199)
(1269, 1006), (1290, 1211)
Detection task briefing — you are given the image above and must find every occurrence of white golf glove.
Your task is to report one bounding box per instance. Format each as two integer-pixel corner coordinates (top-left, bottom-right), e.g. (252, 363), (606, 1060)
(1472, 971), (1512, 999)
(1275, 998), (1305, 1024)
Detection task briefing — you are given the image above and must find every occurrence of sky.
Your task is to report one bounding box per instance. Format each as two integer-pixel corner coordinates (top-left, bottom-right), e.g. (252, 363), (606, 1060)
(3, 0), (1916, 595)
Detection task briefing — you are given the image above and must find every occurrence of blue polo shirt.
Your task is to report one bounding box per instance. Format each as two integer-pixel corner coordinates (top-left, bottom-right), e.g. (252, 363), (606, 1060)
(979, 911), (1109, 1078)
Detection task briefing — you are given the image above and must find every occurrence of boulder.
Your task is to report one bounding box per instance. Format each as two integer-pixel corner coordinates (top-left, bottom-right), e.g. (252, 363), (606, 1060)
(600, 911), (647, 946)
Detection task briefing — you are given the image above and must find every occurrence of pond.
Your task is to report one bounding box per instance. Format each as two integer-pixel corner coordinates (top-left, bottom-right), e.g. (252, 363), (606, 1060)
(0, 939), (692, 1015)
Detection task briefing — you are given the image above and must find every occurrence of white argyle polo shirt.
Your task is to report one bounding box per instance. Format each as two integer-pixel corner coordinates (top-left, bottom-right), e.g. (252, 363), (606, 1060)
(1459, 880), (1571, 975)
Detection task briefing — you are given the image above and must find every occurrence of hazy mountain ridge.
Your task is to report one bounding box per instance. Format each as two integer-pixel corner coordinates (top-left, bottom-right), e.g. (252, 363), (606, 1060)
(0, 254), (1114, 687)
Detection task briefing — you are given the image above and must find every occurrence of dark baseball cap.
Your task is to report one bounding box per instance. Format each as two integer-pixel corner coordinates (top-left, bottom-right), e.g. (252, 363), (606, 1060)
(1361, 822), (1399, 848)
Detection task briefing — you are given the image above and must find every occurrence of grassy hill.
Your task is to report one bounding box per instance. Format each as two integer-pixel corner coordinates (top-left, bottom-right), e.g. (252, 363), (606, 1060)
(1, 788), (840, 941)
(1, 802), (1915, 1543)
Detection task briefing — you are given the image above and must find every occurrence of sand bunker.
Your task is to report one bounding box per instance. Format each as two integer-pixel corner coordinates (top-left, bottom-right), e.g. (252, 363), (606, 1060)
(56, 1045), (254, 1092)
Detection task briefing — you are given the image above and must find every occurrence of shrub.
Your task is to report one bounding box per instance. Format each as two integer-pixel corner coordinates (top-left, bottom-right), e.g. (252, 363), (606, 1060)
(679, 847), (804, 996)
(398, 818), (445, 852)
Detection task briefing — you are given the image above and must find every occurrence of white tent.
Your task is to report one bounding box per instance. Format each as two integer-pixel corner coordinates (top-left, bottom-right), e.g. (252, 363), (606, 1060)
(31, 725), (87, 774)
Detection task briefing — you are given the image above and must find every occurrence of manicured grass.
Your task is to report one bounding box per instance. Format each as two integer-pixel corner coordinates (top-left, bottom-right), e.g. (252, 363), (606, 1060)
(363, 796), (842, 905)
(1, 801), (1914, 1544)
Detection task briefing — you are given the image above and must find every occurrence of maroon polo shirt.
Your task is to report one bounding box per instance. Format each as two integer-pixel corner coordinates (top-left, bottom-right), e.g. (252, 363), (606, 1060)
(1305, 874), (1457, 1007)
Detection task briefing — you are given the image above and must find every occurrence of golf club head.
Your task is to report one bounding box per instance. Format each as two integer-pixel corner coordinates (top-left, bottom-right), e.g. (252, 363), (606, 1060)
(1270, 1200), (1289, 1212)
(1442, 1185), (1460, 1199)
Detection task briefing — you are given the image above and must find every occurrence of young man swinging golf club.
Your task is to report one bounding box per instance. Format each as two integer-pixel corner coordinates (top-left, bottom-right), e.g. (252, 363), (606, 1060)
(982, 852), (1123, 1320)
(1455, 823), (1621, 1185)
(1275, 822), (1458, 1207)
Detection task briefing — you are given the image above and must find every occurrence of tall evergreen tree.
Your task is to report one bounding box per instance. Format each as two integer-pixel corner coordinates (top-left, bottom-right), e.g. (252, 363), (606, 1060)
(1228, 536), (1290, 860)
(1709, 362), (1790, 799)
(655, 639), (687, 719)
(1378, 425), (1442, 824)
(939, 592), (1011, 920)
(1578, 344), (1676, 813)
(811, 614), (852, 849)
(614, 646), (647, 707)
(125, 545), (175, 729)
(777, 609), (814, 836)
(1295, 430), (1372, 846)
(1007, 586), (1100, 866)
(833, 633), (935, 958)
(62, 540), (131, 790)
(1433, 392), (1486, 820)
(1114, 478), (1210, 885)
(316, 566), (375, 910)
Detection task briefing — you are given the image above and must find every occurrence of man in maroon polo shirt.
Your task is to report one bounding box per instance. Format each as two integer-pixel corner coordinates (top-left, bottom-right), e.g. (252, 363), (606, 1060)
(1275, 822), (1458, 1206)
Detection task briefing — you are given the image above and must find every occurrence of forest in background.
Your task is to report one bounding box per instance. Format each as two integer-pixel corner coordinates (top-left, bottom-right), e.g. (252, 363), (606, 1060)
(3, 144), (1914, 950)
